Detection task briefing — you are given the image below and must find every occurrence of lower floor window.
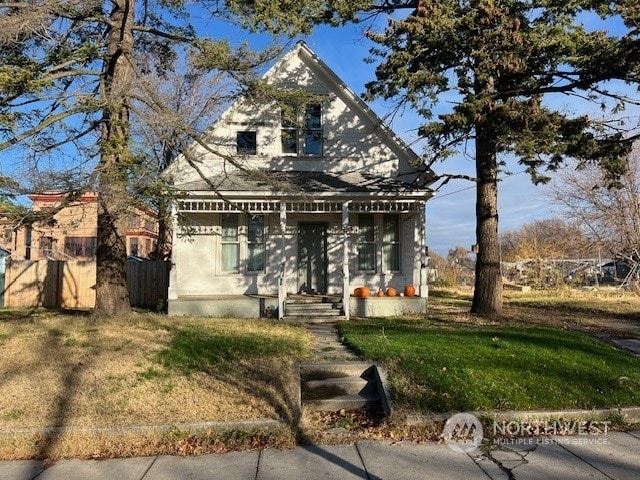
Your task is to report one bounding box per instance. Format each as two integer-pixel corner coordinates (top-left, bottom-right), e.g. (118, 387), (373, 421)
(357, 214), (376, 271)
(356, 214), (402, 273)
(129, 237), (139, 256)
(248, 216), (265, 272)
(220, 214), (266, 273)
(64, 237), (96, 258)
(383, 215), (401, 272)
(221, 214), (240, 273)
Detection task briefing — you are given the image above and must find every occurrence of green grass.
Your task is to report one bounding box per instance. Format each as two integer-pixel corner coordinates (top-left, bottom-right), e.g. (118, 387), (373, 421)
(157, 323), (308, 375)
(338, 318), (640, 413)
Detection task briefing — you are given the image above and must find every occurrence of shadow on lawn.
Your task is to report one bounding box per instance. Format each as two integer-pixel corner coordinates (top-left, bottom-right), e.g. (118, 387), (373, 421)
(31, 332), (93, 460)
(157, 326), (305, 427)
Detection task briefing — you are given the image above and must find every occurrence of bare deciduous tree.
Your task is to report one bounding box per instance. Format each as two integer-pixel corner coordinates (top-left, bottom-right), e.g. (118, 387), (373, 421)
(0, 0), (283, 315)
(548, 143), (640, 264)
(501, 218), (593, 262)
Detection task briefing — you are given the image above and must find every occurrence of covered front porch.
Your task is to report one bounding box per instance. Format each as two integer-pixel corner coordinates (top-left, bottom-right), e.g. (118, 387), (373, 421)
(168, 175), (431, 319)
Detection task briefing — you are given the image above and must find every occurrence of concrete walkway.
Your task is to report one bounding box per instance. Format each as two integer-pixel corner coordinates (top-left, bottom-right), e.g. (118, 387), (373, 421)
(3, 432), (640, 479)
(306, 323), (361, 361)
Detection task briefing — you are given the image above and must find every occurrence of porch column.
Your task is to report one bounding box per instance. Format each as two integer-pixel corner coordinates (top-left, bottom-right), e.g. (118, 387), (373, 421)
(167, 204), (179, 301)
(342, 201), (350, 320)
(419, 202), (429, 298)
(278, 200), (287, 320)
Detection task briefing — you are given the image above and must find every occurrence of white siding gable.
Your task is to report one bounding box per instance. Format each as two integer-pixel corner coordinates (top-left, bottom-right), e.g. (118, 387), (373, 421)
(168, 42), (424, 188)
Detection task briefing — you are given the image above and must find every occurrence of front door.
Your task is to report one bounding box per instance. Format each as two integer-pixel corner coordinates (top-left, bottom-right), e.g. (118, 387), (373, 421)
(297, 223), (327, 294)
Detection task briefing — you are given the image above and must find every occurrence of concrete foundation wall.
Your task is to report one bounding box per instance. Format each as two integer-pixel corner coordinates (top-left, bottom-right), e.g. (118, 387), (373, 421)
(168, 296), (279, 318)
(349, 297), (427, 318)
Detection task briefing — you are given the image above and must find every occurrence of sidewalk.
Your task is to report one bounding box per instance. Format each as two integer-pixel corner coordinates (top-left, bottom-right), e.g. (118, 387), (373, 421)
(2, 432), (640, 479)
(3, 324), (640, 479)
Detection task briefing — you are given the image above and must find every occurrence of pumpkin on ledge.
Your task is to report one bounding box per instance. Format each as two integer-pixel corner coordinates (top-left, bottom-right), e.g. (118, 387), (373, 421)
(354, 286), (371, 297)
(385, 287), (397, 297)
(404, 284), (416, 297)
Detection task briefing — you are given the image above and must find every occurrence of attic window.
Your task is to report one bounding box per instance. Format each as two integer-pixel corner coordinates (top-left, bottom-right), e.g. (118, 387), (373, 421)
(281, 103), (322, 156)
(237, 131), (257, 155)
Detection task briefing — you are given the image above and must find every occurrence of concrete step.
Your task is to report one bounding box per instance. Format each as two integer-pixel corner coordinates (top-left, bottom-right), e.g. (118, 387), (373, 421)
(302, 377), (373, 399)
(299, 362), (376, 380)
(286, 295), (342, 304)
(286, 302), (340, 310)
(285, 305), (342, 313)
(304, 394), (380, 412)
(286, 310), (343, 317)
(283, 316), (346, 323)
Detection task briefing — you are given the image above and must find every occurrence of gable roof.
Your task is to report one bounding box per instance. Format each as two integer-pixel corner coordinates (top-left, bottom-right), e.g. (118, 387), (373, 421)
(276, 42), (434, 179)
(166, 41), (437, 192)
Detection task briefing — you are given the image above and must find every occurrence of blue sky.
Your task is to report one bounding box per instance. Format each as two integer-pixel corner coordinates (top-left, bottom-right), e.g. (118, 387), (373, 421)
(3, 8), (633, 256)
(299, 24), (554, 255)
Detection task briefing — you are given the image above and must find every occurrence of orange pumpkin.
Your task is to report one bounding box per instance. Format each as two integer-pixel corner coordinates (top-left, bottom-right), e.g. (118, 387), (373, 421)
(386, 287), (397, 297)
(376, 288), (384, 297)
(354, 286), (371, 297)
(404, 284), (416, 297)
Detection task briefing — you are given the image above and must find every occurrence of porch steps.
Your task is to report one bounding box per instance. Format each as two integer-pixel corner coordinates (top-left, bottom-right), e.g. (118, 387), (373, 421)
(299, 362), (383, 412)
(284, 295), (344, 321)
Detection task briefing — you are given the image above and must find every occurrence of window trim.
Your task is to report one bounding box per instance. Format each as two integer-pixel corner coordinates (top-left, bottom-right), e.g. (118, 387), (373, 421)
(280, 103), (323, 157)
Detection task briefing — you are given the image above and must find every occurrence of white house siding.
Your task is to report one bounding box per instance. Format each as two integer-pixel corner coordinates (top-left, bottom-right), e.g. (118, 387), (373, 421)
(170, 210), (424, 298)
(166, 42), (433, 317)
(166, 47), (417, 188)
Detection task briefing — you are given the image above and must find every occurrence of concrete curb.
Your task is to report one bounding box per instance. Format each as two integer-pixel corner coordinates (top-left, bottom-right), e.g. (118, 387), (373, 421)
(405, 406), (640, 426)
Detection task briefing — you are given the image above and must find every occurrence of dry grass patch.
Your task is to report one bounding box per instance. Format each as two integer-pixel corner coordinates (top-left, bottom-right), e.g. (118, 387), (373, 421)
(0, 311), (309, 459)
(429, 288), (640, 337)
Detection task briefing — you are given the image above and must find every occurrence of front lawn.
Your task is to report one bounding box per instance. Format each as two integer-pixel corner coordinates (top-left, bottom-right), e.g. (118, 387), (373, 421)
(0, 311), (309, 459)
(338, 318), (640, 413)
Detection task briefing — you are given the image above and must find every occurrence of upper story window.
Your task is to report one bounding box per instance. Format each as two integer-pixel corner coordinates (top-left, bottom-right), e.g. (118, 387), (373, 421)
(237, 131), (257, 155)
(281, 103), (322, 156)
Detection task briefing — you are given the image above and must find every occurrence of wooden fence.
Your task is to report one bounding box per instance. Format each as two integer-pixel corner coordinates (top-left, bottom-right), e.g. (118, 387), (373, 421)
(2, 260), (170, 310)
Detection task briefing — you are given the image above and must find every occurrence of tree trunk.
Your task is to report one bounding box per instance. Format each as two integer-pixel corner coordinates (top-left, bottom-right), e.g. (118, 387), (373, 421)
(94, 0), (135, 316)
(471, 127), (503, 316)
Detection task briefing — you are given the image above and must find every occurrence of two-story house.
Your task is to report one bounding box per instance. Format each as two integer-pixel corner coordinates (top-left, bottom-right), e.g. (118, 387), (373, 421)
(166, 41), (436, 319)
(3, 193), (159, 260)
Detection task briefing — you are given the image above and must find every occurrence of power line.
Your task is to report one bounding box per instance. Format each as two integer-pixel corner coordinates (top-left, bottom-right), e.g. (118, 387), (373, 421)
(431, 170), (528, 200)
